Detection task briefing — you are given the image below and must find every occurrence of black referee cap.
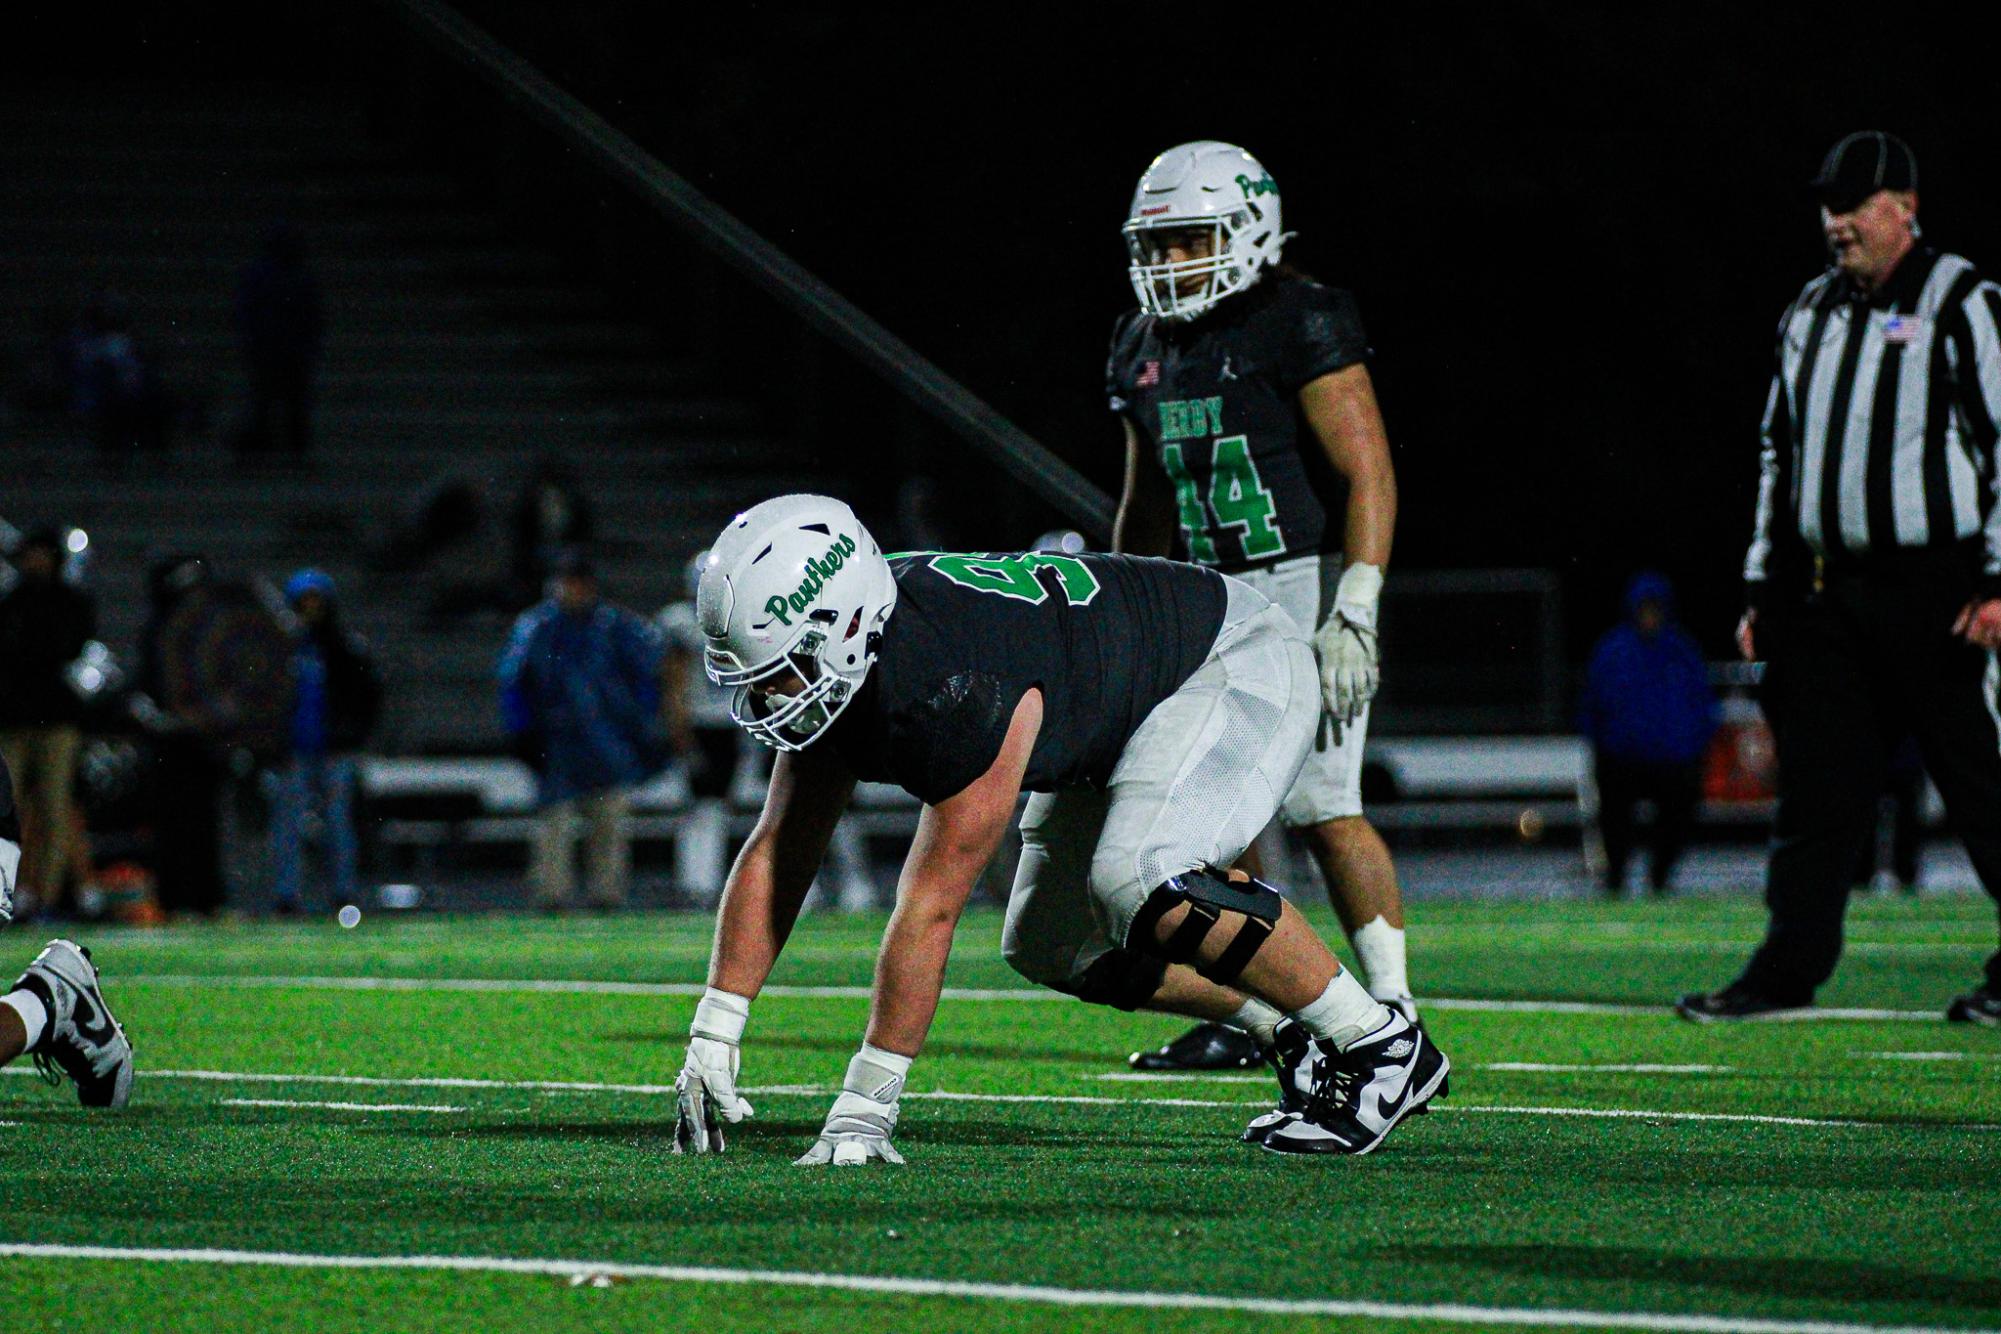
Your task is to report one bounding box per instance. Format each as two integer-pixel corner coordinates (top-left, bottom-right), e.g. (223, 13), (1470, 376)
(1808, 131), (1918, 214)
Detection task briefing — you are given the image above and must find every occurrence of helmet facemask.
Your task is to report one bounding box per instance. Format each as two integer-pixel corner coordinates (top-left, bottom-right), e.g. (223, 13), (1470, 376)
(709, 617), (856, 751)
(1124, 209), (1264, 321)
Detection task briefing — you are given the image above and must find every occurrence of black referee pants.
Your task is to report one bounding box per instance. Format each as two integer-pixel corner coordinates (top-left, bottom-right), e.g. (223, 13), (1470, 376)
(1744, 550), (2001, 1001)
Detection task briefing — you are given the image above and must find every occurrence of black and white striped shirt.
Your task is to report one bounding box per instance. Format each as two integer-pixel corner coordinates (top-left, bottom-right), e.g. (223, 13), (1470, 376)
(1745, 247), (2001, 604)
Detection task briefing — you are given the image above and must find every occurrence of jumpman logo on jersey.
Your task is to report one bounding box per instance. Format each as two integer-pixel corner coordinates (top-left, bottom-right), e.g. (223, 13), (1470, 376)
(1219, 353), (1238, 381)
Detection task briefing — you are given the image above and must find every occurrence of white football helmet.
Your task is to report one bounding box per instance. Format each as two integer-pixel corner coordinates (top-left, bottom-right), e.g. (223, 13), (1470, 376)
(1123, 141), (1293, 322)
(697, 495), (897, 752)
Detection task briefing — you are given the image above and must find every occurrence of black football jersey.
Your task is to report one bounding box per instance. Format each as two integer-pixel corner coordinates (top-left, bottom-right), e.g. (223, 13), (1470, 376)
(826, 551), (1227, 805)
(1107, 276), (1370, 573)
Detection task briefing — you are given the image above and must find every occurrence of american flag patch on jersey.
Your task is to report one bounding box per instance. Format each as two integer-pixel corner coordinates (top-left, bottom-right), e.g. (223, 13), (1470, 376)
(1137, 360), (1160, 387)
(1884, 315), (1924, 344)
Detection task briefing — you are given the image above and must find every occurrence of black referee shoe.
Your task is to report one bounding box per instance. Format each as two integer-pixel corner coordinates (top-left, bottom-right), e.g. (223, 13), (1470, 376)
(1128, 1021), (1265, 1071)
(1675, 981), (1809, 1023)
(1946, 986), (2001, 1026)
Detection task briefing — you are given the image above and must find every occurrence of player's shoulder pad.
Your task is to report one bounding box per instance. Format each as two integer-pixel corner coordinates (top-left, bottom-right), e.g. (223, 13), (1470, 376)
(1258, 275), (1370, 385)
(1106, 309), (1153, 400)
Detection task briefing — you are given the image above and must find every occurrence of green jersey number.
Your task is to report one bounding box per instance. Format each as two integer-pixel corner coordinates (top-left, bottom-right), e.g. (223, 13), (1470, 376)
(1158, 435), (1285, 564)
(917, 552), (1102, 607)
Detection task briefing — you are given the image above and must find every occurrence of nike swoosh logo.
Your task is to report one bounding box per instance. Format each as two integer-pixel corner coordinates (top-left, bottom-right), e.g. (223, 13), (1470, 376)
(72, 991), (115, 1046)
(1362, 1048), (1420, 1123)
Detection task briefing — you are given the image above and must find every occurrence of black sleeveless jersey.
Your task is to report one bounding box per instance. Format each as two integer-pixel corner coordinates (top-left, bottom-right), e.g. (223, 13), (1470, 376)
(1107, 276), (1370, 573)
(826, 551), (1227, 805)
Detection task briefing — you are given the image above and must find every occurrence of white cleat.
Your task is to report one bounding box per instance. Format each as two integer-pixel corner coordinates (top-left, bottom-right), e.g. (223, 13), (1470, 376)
(13, 940), (134, 1109)
(1256, 1013), (1447, 1156)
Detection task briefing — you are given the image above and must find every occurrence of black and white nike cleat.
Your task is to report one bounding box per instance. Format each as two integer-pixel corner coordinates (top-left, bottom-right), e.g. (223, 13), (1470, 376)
(1128, 1021), (1264, 1071)
(1256, 1013), (1448, 1156)
(1239, 1019), (1308, 1145)
(1946, 986), (2001, 1026)
(12, 940), (134, 1109)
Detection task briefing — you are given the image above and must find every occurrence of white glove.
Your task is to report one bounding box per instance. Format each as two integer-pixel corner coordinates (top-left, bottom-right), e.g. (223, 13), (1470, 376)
(672, 989), (754, 1155)
(0, 836), (19, 923)
(796, 1044), (910, 1167)
(1314, 562), (1383, 723)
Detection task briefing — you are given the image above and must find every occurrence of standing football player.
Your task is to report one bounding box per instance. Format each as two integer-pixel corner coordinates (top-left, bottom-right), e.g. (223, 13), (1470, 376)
(1108, 141), (1414, 1071)
(671, 495), (1449, 1162)
(0, 751), (135, 1109)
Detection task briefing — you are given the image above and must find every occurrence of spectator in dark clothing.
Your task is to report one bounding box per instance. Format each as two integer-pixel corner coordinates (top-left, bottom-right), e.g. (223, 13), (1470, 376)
(498, 551), (663, 909)
(132, 554), (228, 915)
(0, 529), (97, 915)
(1579, 572), (1720, 895)
(510, 459), (596, 606)
(267, 570), (382, 914)
(1854, 735), (1927, 894)
(72, 293), (173, 453)
(234, 223), (324, 457)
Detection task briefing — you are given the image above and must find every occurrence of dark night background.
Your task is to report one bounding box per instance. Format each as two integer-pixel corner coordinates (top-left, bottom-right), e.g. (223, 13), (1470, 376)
(10, 2), (2001, 660)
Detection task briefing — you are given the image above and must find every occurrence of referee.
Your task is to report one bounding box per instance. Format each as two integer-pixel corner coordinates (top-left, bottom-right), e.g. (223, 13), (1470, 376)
(1680, 131), (2001, 1025)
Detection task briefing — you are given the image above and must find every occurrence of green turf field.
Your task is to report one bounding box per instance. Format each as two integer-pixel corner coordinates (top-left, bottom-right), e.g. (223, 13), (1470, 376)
(2, 896), (1998, 1333)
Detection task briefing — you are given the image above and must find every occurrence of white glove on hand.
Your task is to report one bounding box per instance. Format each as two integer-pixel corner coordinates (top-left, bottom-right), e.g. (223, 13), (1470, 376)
(0, 836), (19, 923)
(672, 989), (753, 1155)
(1314, 562), (1384, 723)
(795, 1043), (910, 1167)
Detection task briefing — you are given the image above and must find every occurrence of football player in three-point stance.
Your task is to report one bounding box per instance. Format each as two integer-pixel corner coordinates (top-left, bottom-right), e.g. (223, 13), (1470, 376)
(0, 753), (136, 1110)
(672, 494), (1449, 1161)
(1110, 141), (1417, 1072)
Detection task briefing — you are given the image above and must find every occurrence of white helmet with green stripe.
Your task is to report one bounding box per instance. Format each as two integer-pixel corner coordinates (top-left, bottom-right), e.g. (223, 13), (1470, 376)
(1124, 140), (1293, 322)
(697, 494), (897, 751)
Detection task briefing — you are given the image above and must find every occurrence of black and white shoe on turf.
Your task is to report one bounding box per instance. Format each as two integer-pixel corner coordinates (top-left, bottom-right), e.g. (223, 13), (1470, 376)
(1239, 1019), (1309, 1144)
(1946, 986), (2001, 1026)
(12, 940), (134, 1109)
(1256, 1013), (1449, 1156)
(1128, 1020), (1265, 1071)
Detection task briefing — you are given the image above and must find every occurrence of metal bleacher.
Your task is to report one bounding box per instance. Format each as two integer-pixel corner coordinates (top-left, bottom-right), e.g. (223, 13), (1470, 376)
(0, 80), (831, 760)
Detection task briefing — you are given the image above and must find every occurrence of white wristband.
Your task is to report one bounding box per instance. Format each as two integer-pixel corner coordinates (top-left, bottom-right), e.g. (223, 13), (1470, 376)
(690, 987), (751, 1045)
(1334, 562), (1384, 629)
(844, 1043), (912, 1103)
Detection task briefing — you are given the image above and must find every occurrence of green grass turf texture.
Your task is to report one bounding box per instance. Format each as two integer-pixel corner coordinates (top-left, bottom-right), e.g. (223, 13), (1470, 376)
(2, 895), (1998, 1333)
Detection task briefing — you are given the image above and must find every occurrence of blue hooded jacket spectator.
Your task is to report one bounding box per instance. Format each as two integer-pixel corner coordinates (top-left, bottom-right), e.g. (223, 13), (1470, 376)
(498, 580), (665, 806)
(1578, 572), (1719, 766)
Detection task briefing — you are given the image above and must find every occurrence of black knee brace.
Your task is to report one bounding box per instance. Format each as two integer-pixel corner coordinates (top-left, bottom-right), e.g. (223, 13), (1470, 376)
(1126, 865), (1282, 986)
(1063, 949), (1170, 1011)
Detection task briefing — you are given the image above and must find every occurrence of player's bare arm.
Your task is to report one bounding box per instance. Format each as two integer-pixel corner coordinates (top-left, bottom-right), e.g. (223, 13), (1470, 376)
(1299, 364), (1396, 570)
(1301, 364), (1395, 721)
(1113, 417), (1176, 556)
(866, 688), (1043, 1056)
(674, 741), (856, 1154)
(707, 742), (857, 998)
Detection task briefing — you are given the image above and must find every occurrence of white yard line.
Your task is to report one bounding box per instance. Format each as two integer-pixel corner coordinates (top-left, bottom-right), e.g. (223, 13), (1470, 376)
(114, 974), (1946, 1022)
(1097, 1064), (1734, 1082)
(0, 1242), (1986, 1334)
(1477, 1063), (1736, 1074)
(1862, 1051), (2000, 1063)
(9, 1066), (1991, 1132)
(222, 1098), (467, 1114)
(1, 1066), (687, 1097)
(122, 974), (1068, 1002)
